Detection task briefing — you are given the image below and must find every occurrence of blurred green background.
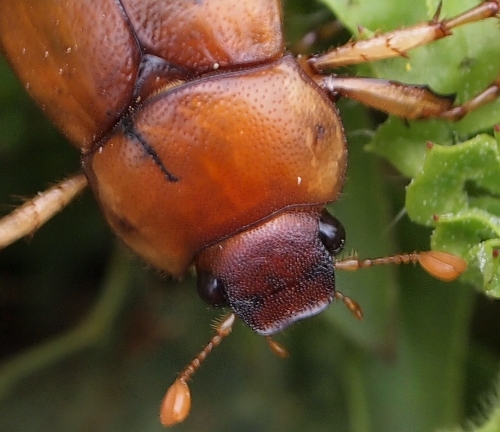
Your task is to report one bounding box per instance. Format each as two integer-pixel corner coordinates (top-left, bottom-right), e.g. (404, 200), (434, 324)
(0, 1), (500, 431)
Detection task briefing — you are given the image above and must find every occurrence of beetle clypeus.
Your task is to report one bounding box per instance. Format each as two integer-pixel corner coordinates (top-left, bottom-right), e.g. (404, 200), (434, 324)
(0, 0), (498, 427)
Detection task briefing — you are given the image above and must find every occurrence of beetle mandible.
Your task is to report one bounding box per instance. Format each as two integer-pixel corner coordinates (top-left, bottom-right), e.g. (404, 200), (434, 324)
(1, 0), (499, 426)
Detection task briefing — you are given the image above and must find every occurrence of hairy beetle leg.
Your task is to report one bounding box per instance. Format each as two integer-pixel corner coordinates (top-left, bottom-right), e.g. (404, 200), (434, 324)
(308, 1), (500, 69)
(0, 173), (87, 250)
(303, 1), (500, 120)
(316, 73), (500, 121)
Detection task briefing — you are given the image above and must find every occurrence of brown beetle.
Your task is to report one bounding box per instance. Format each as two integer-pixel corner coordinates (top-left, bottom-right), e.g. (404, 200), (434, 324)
(0, 0), (498, 426)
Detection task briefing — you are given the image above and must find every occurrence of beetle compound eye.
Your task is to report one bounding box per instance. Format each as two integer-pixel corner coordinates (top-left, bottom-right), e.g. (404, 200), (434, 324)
(318, 210), (346, 255)
(197, 272), (227, 306)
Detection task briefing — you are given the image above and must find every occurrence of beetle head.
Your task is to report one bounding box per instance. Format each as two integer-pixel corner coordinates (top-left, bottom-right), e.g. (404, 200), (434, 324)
(194, 207), (345, 335)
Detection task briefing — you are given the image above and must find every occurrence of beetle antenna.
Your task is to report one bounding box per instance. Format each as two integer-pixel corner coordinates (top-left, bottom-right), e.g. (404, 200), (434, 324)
(334, 251), (467, 282)
(265, 336), (290, 358)
(334, 291), (364, 320)
(159, 313), (236, 427)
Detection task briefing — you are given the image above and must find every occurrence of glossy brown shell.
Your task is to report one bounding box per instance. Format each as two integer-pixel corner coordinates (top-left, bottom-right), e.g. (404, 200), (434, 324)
(0, 0), (347, 278)
(0, 0), (348, 340)
(84, 56), (346, 275)
(0, 0), (283, 150)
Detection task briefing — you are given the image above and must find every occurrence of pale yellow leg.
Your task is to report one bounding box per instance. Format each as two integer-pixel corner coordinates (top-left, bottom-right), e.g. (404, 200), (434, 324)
(0, 173), (88, 249)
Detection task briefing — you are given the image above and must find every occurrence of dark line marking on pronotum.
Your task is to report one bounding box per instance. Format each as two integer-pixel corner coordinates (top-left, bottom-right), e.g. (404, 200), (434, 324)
(121, 119), (179, 182)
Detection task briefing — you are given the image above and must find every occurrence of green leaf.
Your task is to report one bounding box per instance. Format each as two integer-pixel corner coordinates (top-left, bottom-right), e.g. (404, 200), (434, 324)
(322, 0), (500, 293)
(406, 133), (500, 295)
(317, 2), (500, 432)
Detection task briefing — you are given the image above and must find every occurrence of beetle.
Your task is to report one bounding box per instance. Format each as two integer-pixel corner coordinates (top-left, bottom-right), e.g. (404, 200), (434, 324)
(0, 0), (498, 427)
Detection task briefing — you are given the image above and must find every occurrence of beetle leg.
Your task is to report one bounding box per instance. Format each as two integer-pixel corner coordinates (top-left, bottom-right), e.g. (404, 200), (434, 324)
(316, 75), (454, 119)
(438, 76), (500, 120)
(314, 75), (500, 120)
(0, 173), (87, 250)
(308, 1), (499, 70)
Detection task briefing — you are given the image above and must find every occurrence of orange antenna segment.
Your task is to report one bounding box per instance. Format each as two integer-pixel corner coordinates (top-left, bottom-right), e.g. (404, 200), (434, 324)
(265, 336), (290, 358)
(335, 251), (467, 282)
(334, 291), (363, 320)
(159, 313), (236, 427)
